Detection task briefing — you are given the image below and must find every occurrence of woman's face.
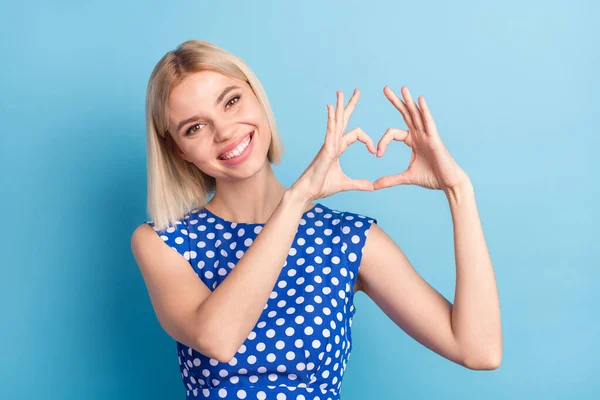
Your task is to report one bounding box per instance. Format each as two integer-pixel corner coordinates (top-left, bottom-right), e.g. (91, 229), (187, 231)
(167, 70), (271, 180)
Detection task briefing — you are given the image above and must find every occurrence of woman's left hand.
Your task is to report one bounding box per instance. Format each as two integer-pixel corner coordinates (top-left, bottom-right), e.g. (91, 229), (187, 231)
(374, 86), (471, 192)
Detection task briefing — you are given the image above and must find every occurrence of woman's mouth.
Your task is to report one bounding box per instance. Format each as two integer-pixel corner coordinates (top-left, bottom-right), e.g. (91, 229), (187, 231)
(217, 130), (255, 162)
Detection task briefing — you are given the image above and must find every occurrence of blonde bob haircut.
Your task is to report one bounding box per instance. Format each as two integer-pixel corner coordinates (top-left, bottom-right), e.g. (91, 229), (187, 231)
(145, 40), (285, 231)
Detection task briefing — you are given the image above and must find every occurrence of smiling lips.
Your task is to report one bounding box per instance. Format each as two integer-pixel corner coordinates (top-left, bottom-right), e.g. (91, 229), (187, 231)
(218, 130), (255, 160)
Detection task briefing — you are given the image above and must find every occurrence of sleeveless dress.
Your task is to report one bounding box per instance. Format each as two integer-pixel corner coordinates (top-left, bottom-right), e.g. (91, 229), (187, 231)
(146, 202), (377, 400)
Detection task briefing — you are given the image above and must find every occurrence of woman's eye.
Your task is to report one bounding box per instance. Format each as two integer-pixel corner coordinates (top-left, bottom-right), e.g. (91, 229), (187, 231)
(185, 123), (204, 136)
(225, 95), (240, 109)
(184, 96), (239, 136)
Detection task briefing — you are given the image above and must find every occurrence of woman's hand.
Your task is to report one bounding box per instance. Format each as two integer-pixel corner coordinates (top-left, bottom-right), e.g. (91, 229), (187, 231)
(374, 86), (470, 192)
(290, 89), (377, 203)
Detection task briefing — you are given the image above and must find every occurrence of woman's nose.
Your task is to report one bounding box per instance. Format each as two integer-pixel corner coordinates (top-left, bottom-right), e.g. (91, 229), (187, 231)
(213, 123), (237, 142)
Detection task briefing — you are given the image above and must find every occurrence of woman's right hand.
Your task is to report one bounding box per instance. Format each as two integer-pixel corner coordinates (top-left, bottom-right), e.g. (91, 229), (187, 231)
(290, 89), (378, 203)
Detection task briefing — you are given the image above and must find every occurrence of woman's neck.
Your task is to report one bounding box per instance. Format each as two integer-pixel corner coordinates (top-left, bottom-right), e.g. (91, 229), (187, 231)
(205, 162), (304, 224)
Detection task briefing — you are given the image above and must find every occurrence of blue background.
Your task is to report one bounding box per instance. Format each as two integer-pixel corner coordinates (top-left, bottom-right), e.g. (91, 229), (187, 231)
(1, 0), (598, 398)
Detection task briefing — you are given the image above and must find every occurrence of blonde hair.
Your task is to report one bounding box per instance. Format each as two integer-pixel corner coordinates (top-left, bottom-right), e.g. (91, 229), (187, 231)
(145, 40), (285, 230)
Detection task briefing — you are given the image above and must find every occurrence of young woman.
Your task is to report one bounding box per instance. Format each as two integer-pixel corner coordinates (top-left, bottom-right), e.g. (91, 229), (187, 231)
(131, 40), (501, 400)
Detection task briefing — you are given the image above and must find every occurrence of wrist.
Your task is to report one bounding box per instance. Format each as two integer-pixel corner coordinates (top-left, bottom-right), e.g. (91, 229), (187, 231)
(284, 187), (312, 210)
(443, 179), (474, 202)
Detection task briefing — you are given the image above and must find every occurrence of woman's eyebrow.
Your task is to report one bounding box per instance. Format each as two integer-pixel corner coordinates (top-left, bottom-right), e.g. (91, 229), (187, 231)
(175, 85), (241, 134)
(215, 85), (240, 106)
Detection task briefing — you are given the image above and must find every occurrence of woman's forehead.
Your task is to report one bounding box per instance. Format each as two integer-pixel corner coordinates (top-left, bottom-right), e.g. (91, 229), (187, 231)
(172, 71), (240, 101)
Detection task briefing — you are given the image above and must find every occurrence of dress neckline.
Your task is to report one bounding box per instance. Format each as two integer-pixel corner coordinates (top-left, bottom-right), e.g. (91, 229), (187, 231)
(198, 202), (321, 226)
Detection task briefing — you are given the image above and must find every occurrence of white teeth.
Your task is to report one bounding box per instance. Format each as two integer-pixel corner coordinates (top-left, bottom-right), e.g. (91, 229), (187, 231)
(220, 133), (252, 160)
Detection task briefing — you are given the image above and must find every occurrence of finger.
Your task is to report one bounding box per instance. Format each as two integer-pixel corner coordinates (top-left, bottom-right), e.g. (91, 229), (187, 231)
(342, 88), (360, 131)
(383, 86), (415, 131)
(335, 91), (344, 134)
(401, 86), (425, 133)
(343, 127), (377, 154)
(418, 96), (438, 137)
(376, 128), (409, 158)
(325, 104), (335, 140)
(373, 170), (412, 189)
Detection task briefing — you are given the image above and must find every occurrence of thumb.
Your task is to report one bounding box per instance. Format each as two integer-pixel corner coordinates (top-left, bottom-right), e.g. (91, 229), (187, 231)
(374, 170), (413, 189)
(345, 179), (375, 192)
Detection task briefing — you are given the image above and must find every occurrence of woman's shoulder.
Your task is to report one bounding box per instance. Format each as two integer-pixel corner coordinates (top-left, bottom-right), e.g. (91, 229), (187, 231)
(316, 202), (377, 224)
(311, 202), (378, 249)
(133, 210), (199, 257)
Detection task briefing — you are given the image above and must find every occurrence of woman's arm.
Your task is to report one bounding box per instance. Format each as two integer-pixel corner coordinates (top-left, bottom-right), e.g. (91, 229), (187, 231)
(357, 180), (501, 370)
(132, 189), (310, 364)
(446, 180), (501, 369)
(195, 189), (310, 361)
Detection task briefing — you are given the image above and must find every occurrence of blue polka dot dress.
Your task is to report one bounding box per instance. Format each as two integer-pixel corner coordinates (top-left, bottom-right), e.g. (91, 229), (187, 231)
(146, 202), (377, 400)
